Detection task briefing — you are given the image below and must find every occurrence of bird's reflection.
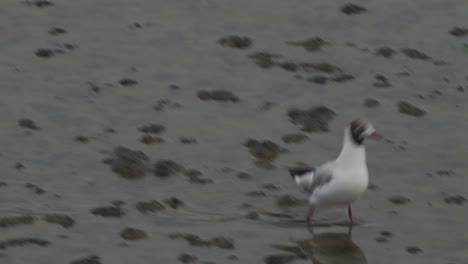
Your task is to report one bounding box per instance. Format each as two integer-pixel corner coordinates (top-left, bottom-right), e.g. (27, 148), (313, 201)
(270, 228), (367, 264)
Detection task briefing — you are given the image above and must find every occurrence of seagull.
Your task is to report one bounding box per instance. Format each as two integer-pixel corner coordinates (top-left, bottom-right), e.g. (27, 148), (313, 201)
(289, 119), (381, 224)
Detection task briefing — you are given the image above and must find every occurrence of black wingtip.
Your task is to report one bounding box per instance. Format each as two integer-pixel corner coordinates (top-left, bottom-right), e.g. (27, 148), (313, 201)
(288, 167), (314, 179)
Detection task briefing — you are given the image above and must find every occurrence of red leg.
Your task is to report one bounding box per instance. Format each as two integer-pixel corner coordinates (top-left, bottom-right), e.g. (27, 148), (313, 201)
(306, 206), (315, 223)
(348, 204), (353, 224)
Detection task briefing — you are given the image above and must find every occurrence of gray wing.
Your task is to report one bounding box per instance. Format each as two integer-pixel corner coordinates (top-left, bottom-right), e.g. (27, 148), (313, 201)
(289, 163), (334, 194)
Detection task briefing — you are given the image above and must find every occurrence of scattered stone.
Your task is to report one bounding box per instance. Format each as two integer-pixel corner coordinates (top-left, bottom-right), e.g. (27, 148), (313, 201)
(330, 73), (355, 83)
(308, 76), (328, 84)
(135, 200), (165, 213)
(449, 27), (468, 37)
(276, 195), (301, 208)
(261, 184), (279, 190)
(443, 195), (466, 205)
(375, 237), (388, 243)
(169, 233), (212, 247)
(18, 118), (40, 130)
(90, 205), (126, 218)
(245, 211), (260, 220)
(169, 84), (181, 90)
(380, 230), (393, 237)
(243, 139), (285, 162)
(138, 124), (165, 134)
(25, 0), (54, 8)
(258, 101), (275, 111)
(374, 74), (391, 88)
(0, 181), (7, 187)
(287, 37), (328, 52)
(375, 47), (397, 58)
(219, 35), (252, 49)
(281, 133), (309, 144)
(25, 183), (46, 195)
(70, 255), (101, 264)
(264, 254), (297, 264)
(278, 62), (298, 72)
(103, 147), (151, 179)
(388, 195), (411, 205)
(14, 162), (25, 170)
(287, 106), (336, 132)
(43, 214), (75, 228)
(301, 62), (340, 74)
(406, 246), (422, 255)
(118, 78), (138, 87)
(398, 101), (426, 117)
(248, 52), (280, 69)
(140, 135), (164, 145)
(178, 253), (198, 263)
(153, 99), (181, 111)
(363, 98), (380, 108)
(197, 90), (240, 102)
(236, 172), (251, 180)
(154, 160), (185, 177)
(340, 3), (367, 15)
(180, 137), (198, 144)
(185, 170), (213, 184)
(401, 48), (430, 60)
(0, 216), (35, 228)
(212, 236), (235, 249)
(120, 227), (147, 241)
(456, 86), (464, 93)
(246, 191), (266, 197)
(34, 48), (54, 58)
(74, 135), (89, 143)
(436, 170), (455, 176)
(0, 238), (50, 250)
(163, 197), (184, 209)
(48, 27), (67, 35)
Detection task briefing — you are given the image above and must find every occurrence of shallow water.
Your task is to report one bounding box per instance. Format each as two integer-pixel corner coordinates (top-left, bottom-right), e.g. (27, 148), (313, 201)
(1, 0), (468, 263)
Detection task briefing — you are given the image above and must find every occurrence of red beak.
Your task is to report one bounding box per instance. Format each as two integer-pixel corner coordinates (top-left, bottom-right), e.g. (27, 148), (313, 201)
(369, 132), (382, 140)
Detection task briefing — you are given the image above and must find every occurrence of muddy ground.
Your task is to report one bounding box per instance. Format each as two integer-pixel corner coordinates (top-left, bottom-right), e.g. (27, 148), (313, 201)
(1, 0), (468, 263)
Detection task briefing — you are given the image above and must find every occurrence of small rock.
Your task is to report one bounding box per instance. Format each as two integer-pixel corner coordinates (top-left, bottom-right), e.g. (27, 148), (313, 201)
(90, 206), (126, 218)
(168, 233), (211, 247)
(375, 237), (388, 243)
(301, 62), (340, 74)
(153, 99), (181, 111)
(219, 35), (252, 49)
(287, 37), (328, 52)
(118, 78), (138, 87)
(363, 98), (380, 108)
(103, 147), (151, 179)
(449, 27), (468, 37)
(264, 254), (297, 264)
(70, 255), (101, 264)
(34, 48), (54, 58)
(0, 216), (35, 228)
(74, 135), (89, 143)
(380, 230), (392, 237)
(0, 238), (50, 250)
(236, 172), (251, 180)
(25, 0), (55, 8)
(443, 195), (466, 205)
(406, 246), (422, 255)
(375, 47), (397, 58)
(340, 3), (367, 15)
(281, 133), (309, 144)
(138, 124), (165, 134)
(261, 184), (279, 190)
(401, 48), (430, 60)
(120, 227), (147, 241)
(164, 197), (184, 209)
(308, 76), (328, 84)
(398, 101), (426, 117)
(331, 74), (355, 83)
(388, 195), (411, 205)
(276, 194), (301, 207)
(48, 27), (67, 35)
(287, 106), (336, 132)
(43, 214), (75, 228)
(248, 52), (280, 69)
(245, 211), (260, 220)
(140, 135), (164, 145)
(197, 90), (240, 102)
(0, 181), (7, 187)
(278, 62), (298, 72)
(246, 191), (266, 197)
(14, 162), (25, 170)
(436, 170), (455, 176)
(25, 183), (46, 194)
(185, 170), (213, 184)
(154, 160), (184, 177)
(374, 74), (391, 88)
(178, 253), (198, 263)
(212, 236), (235, 249)
(243, 139), (285, 161)
(135, 200), (165, 214)
(18, 118), (40, 130)
(180, 137), (198, 144)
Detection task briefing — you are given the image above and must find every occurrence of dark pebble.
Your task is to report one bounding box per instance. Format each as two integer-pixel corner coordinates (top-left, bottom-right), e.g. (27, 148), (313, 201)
(70, 255), (101, 264)
(135, 200), (165, 213)
(308, 75), (328, 84)
(287, 106), (336, 132)
(26, 0), (54, 8)
(236, 172), (251, 180)
(74, 136), (89, 143)
(25, 183), (46, 194)
(380, 230), (393, 237)
(248, 52), (280, 69)
(261, 184), (279, 190)
(14, 162), (25, 170)
(154, 160), (184, 177)
(212, 236), (235, 249)
(0, 238), (50, 250)
(331, 73), (355, 83)
(197, 90), (240, 102)
(168, 233), (212, 247)
(443, 195), (466, 205)
(398, 101), (426, 117)
(153, 99), (181, 111)
(118, 78), (138, 87)
(279, 62), (298, 72)
(375, 47), (397, 58)
(120, 227), (147, 241)
(281, 133), (309, 144)
(90, 206), (126, 218)
(34, 48), (54, 58)
(401, 48), (430, 60)
(140, 135), (164, 145)
(103, 147), (150, 179)
(388, 195), (411, 205)
(301, 62), (340, 74)
(243, 139), (285, 162)
(449, 27), (468, 37)
(287, 37), (328, 52)
(340, 3), (367, 15)
(374, 74), (391, 88)
(436, 170), (455, 176)
(48, 27), (67, 35)
(178, 253), (198, 263)
(406, 246), (422, 255)
(180, 137), (198, 144)
(164, 197), (184, 209)
(43, 214), (75, 228)
(138, 124), (165, 134)
(375, 237), (388, 243)
(0, 216), (35, 228)
(246, 191), (266, 197)
(276, 194), (301, 208)
(363, 98), (380, 108)
(18, 118), (40, 130)
(219, 35), (252, 49)
(0, 181), (7, 187)
(264, 254), (297, 264)
(185, 170), (213, 184)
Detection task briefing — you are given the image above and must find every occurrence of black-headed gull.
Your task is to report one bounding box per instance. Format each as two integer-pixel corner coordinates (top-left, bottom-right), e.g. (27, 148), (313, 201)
(289, 119), (381, 224)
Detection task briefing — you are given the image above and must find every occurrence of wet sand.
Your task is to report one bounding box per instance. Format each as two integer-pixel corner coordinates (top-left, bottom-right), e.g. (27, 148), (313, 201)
(1, 0), (468, 263)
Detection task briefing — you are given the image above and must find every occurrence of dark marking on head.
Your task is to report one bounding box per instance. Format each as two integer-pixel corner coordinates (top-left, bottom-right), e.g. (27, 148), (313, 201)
(350, 119), (369, 145)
